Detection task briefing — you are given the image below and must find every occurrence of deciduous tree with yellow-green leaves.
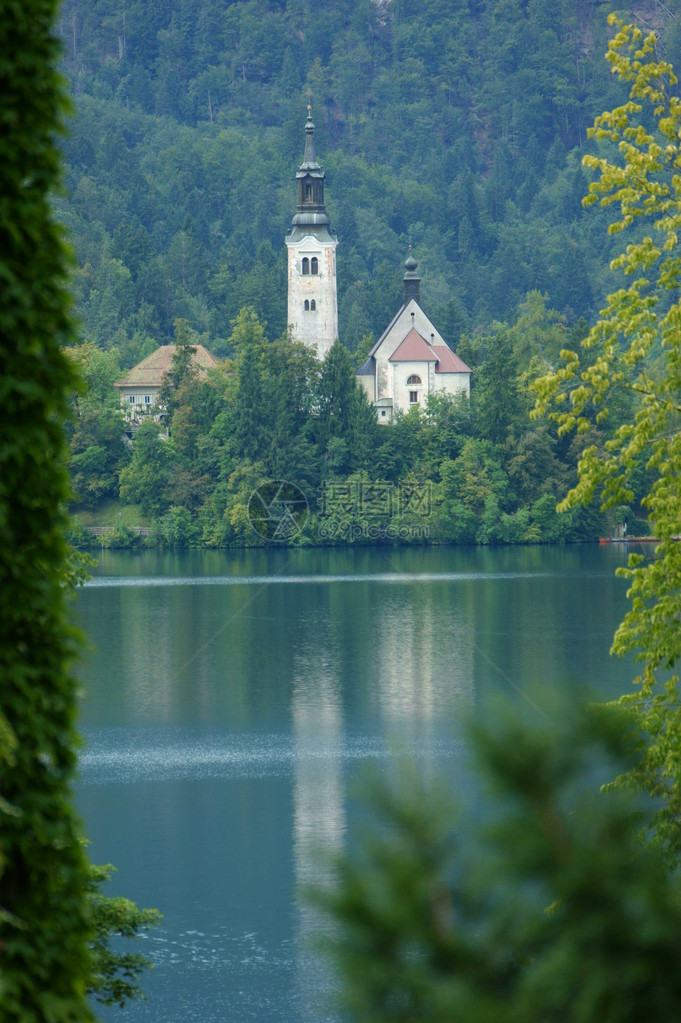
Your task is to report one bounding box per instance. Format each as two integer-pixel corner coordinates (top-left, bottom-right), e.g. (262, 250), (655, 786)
(533, 14), (681, 859)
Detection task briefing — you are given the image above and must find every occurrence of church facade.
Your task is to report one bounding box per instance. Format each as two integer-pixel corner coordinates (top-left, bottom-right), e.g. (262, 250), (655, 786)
(286, 110), (470, 421)
(356, 254), (471, 422)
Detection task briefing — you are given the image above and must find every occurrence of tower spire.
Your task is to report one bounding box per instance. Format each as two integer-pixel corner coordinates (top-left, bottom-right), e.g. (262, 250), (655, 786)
(285, 105), (338, 360)
(403, 247), (420, 305)
(292, 104), (328, 226)
(302, 105), (317, 167)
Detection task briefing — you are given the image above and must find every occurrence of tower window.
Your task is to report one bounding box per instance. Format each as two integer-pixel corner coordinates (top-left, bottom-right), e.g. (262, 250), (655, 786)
(310, 299), (316, 310)
(311, 257), (319, 275)
(305, 184), (312, 198)
(304, 300), (310, 311)
(302, 257), (310, 275)
(409, 391), (419, 404)
(407, 375), (422, 385)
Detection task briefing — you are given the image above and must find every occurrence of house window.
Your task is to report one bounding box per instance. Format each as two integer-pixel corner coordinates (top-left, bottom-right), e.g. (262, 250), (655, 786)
(302, 257), (310, 275)
(406, 375), (422, 386)
(381, 410), (386, 417)
(409, 390), (418, 404)
(310, 299), (316, 310)
(144, 395), (151, 404)
(128, 395), (135, 404)
(311, 256), (319, 275)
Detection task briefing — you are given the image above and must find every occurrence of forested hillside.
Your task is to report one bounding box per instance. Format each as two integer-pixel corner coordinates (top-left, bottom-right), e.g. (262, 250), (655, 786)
(57, 0), (681, 362)
(58, 1), (676, 546)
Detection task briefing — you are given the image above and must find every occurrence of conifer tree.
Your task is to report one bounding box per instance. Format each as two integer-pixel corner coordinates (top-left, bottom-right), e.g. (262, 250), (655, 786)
(228, 310), (270, 465)
(159, 317), (200, 418)
(316, 339), (378, 475)
(474, 326), (526, 447)
(319, 705), (681, 1023)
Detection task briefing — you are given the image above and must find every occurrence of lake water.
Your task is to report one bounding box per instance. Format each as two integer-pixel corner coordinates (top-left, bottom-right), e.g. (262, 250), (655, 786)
(75, 544), (636, 1022)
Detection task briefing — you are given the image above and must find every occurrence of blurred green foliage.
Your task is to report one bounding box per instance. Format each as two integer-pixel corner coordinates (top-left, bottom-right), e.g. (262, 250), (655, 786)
(318, 703), (681, 1023)
(0, 1), (94, 1018)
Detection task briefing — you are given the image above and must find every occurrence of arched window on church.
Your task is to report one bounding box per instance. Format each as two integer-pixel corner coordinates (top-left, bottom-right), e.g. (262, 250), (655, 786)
(406, 375), (422, 385)
(304, 300), (310, 311)
(310, 300), (316, 310)
(302, 257), (310, 275)
(311, 257), (319, 275)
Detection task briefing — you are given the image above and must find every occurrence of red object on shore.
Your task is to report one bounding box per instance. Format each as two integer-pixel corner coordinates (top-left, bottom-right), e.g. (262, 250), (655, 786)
(599, 536), (659, 544)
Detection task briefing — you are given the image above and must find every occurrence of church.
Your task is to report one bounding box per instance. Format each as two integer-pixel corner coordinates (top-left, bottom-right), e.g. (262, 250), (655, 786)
(286, 107), (471, 422)
(116, 108), (471, 424)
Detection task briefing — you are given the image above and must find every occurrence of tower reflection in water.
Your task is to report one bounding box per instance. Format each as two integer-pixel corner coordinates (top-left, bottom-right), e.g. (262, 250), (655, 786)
(292, 631), (344, 1021)
(290, 580), (473, 1020)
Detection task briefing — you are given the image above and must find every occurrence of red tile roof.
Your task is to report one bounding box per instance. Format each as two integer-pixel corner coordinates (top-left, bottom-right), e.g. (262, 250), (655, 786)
(388, 328), (470, 374)
(389, 328), (438, 363)
(433, 346), (471, 374)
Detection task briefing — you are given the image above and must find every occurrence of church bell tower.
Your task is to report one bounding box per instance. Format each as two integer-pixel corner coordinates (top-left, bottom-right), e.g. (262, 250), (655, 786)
(285, 107), (338, 360)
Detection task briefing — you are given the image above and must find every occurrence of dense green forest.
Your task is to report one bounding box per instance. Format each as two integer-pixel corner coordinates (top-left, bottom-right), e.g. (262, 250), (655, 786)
(59, 0), (674, 546)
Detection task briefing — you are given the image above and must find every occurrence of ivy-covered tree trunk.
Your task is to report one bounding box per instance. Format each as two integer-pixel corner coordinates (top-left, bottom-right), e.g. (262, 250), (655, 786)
(0, 2), (94, 1019)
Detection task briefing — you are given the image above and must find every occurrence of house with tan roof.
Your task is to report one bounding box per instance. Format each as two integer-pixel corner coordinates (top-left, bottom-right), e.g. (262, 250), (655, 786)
(114, 344), (219, 419)
(357, 253), (471, 422)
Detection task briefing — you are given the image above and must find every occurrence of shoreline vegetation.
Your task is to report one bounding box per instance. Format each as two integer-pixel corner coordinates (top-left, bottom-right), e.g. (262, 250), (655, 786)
(66, 314), (652, 553)
(68, 506), (650, 551)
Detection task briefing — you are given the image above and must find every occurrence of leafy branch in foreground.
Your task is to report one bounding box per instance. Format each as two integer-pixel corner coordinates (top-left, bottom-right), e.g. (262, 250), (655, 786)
(87, 861), (162, 1008)
(62, 557), (162, 1009)
(532, 14), (681, 859)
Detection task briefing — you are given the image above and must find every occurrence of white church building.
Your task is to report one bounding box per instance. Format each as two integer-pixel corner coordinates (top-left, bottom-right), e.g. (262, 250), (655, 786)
(356, 252), (471, 422)
(286, 109), (471, 419)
